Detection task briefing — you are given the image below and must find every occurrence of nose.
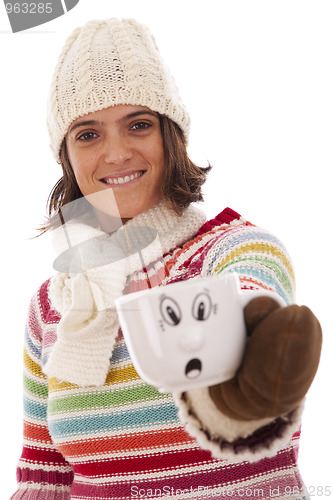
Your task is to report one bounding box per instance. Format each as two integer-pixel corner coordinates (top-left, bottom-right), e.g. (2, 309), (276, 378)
(179, 326), (205, 353)
(103, 132), (133, 165)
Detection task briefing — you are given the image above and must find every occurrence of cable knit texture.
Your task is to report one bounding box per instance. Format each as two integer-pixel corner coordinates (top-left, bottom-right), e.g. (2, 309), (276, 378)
(11, 206), (310, 500)
(47, 18), (190, 160)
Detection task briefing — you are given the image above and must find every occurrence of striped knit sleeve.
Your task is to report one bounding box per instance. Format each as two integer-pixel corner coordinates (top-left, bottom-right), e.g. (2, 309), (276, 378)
(174, 212), (303, 463)
(200, 211), (295, 303)
(11, 283), (74, 499)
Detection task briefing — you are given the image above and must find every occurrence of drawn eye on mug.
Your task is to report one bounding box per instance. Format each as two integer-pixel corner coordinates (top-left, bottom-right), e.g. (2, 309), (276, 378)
(160, 296), (182, 326)
(192, 292), (212, 321)
(4, 0), (80, 33)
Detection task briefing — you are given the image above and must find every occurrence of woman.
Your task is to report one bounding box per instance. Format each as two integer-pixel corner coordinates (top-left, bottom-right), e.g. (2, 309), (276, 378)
(11, 18), (322, 500)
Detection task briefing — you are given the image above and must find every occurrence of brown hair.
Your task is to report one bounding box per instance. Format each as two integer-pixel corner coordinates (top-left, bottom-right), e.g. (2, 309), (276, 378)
(40, 115), (212, 232)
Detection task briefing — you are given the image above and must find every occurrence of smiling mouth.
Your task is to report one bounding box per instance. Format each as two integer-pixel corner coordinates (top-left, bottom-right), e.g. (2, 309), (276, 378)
(101, 170), (146, 185)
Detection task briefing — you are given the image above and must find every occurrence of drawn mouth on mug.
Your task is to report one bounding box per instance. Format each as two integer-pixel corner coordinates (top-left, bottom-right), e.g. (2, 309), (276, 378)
(185, 358), (202, 379)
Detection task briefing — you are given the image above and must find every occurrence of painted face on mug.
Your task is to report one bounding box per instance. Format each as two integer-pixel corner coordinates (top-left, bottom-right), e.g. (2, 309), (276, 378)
(66, 105), (165, 224)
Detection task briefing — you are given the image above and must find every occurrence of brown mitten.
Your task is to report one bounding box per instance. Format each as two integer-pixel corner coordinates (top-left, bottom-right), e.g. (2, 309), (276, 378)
(209, 296), (322, 420)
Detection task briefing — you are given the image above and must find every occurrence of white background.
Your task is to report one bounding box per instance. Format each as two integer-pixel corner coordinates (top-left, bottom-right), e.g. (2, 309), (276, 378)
(1, 1), (332, 498)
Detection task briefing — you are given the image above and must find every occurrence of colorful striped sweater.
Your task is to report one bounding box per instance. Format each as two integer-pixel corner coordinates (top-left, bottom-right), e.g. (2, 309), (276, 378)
(11, 208), (309, 500)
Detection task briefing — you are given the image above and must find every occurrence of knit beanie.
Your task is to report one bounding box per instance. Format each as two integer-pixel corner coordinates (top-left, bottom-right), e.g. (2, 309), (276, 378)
(47, 18), (191, 161)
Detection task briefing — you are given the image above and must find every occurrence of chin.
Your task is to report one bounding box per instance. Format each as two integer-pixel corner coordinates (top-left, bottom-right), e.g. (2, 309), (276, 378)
(118, 199), (162, 221)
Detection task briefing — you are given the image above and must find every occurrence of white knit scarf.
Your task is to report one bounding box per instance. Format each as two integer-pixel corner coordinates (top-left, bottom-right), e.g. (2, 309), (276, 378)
(44, 199), (207, 386)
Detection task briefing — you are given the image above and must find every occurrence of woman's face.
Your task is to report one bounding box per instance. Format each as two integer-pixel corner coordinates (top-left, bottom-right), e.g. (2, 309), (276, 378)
(66, 104), (165, 224)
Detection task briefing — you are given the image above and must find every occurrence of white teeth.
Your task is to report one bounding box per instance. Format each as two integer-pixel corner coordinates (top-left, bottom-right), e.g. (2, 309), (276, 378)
(104, 171), (143, 185)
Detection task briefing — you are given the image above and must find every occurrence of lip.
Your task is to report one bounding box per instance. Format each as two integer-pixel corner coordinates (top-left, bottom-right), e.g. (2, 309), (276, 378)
(100, 170), (146, 187)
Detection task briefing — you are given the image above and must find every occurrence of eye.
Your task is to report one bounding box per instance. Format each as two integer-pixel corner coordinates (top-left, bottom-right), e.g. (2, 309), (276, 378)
(77, 131), (98, 141)
(160, 297), (181, 326)
(192, 293), (212, 321)
(130, 121), (152, 131)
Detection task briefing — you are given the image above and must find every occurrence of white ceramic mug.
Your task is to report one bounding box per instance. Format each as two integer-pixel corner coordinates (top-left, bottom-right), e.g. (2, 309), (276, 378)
(115, 272), (285, 393)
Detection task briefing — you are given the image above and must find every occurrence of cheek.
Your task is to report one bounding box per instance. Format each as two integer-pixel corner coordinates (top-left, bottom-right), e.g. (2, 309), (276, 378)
(68, 148), (95, 185)
(150, 142), (165, 180)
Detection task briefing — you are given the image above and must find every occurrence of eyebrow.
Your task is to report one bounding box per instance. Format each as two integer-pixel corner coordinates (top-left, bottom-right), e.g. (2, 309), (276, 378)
(68, 110), (159, 134)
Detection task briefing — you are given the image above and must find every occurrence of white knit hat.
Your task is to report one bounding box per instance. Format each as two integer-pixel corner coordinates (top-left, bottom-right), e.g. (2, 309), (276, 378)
(47, 18), (191, 161)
